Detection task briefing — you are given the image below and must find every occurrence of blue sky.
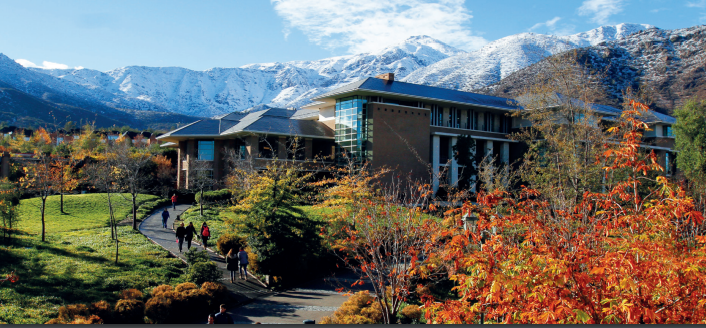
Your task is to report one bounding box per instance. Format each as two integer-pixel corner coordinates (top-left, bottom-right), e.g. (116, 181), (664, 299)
(1, 0), (704, 72)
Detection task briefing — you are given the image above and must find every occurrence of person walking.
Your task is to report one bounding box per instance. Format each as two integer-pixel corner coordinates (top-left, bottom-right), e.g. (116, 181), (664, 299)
(161, 208), (170, 229)
(184, 222), (197, 250)
(238, 247), (249, 280)
(207, 314), (215, 324)
(171, 193), (178, 210)
(200, 222), (211, 249)
(213, 304), (234, 324)
(175, 223), (186, 253)
(226, 248), (238, 283)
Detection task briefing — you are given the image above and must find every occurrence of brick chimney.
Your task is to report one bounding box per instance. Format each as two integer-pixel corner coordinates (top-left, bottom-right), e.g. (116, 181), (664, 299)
(374, 73), (394, 84)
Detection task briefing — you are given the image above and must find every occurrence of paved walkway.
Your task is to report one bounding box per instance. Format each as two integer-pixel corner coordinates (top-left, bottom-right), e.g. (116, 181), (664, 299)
(139, 204), (367, 324)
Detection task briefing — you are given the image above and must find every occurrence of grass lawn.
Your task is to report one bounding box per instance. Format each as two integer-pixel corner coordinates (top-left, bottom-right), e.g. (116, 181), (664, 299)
(16, 193), (161, 234)
(0, 194), (186, 324)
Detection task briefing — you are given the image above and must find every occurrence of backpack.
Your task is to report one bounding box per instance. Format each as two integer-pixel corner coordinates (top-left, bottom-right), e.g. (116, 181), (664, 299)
(202, 226), (210, 237)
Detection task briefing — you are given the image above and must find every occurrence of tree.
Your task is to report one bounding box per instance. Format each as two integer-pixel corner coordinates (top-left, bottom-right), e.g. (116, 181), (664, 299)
(83, 152), (122, 264)
(513, 52), (614, 211)
(63, 121), (77, 132)
(423, 101), (706, 324)
(0, 178), (20, 244)
(315, 159), (444, 324)
(185, 156), (215, 216)
(674, 99), (706, 204)
(452, 135), (480, 191)
(233, 160), (322, 280)
(113, 143), (153, 230)
(20, 152), (62, 242)
(53, 145), (81, 214)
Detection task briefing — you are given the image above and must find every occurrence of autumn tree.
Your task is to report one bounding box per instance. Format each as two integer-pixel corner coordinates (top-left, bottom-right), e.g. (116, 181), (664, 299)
(83, 152), (123, 264)
(20, 152), (62, 242)
(315, 158), (444, 324)
(423, 101), (706, 324)
(52, 144), (81, 214)
(0, 178), (20, 244)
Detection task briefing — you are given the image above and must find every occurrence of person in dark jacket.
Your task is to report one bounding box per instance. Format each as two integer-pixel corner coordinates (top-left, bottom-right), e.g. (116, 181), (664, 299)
(200, 222), (211, 249)
(175, 223), (186, 253)
(213, 304), (233, 324)
(161, 208), (170, 229)
(225, 248), (238, 283)
(185, 222), (197, 250)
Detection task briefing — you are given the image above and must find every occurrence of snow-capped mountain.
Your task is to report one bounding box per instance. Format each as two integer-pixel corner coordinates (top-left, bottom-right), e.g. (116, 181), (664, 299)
(401, 23), (654, 91)
(6, 24), (654, 118)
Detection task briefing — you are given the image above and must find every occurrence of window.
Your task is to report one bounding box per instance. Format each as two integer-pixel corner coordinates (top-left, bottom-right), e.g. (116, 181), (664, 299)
(108, 135), (118, 140)
(335, 96), (370, 163)
(56, 137), (64, 144)
(666, 152), (671, 175)
(197, 140), (214, 161)
(430, 105), (441, 126)
(484, 113), (495, 132)
(663, 125), (674, 137)
(449, 107), (459, 128)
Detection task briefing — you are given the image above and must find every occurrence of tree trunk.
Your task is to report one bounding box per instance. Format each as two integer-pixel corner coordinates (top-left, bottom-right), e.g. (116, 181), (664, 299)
(132, 193), (138, 230)
(200, 189), (204, 216)
(41, 197), (46, 242)
(108, 193), (115, 240)
(60, 192), (64, 214)
(115, 230), (119, 264)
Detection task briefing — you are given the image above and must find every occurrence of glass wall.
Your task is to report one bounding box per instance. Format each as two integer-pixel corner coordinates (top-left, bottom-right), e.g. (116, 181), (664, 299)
(197, 140), (214, 161)
(335, 96), (370, 163)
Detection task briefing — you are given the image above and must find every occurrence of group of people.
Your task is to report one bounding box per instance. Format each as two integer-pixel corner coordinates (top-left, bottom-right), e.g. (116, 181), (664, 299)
(162, 194), (212, 252)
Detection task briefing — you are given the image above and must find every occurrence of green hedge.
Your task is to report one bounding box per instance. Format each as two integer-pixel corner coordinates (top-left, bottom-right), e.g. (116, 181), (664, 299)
(195, 189), (232, 205)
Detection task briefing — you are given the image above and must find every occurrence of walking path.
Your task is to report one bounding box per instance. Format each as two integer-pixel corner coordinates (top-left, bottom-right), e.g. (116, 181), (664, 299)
(139, 204), (367, 324)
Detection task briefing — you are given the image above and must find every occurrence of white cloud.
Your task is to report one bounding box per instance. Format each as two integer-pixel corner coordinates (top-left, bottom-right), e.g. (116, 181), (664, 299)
(528, 17), (575, 36)
(686, 0), (706, 8)
(577, 0), (624, 25)
(271, 0), (488, 53)
(15, 59), (77, 70)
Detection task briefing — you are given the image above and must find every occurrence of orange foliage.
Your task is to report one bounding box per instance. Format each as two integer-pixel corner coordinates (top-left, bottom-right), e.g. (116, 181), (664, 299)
(423, 101), (706, 324)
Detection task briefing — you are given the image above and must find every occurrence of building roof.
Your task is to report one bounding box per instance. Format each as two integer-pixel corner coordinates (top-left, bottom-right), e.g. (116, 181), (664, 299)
(311, 77), (520, 111)
(158, 106), (334, 140)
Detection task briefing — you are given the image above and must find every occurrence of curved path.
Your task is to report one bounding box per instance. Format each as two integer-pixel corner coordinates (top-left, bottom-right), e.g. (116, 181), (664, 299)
(139, 204), (359, 324)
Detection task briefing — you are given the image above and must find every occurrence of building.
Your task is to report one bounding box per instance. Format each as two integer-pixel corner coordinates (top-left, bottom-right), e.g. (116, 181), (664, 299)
(158, 73), (677, 192)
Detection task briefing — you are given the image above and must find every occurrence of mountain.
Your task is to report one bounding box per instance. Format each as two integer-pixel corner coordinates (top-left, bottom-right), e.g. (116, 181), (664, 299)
(2, 24), (661, 119)
(479, 24), (706, 114)
(26, 36), (464, 117)
(401, 23), (654, 91)
(0, 53), (202, 129)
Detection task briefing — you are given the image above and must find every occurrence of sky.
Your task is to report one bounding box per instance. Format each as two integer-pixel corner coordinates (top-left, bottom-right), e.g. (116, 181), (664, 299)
(1, 0), (704, 72)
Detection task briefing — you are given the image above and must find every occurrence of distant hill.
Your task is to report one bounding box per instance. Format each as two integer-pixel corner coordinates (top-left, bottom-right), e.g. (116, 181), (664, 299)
(478, 25), (706, 114)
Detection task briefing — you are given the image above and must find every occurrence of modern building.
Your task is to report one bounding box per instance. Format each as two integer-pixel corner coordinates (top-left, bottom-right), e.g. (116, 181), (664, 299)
(157, 73), (677, 191)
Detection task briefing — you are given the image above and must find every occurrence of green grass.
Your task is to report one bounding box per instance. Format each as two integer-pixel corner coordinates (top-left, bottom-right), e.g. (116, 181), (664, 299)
(0, 194), (187, 324)
(16, 193), (161, 234)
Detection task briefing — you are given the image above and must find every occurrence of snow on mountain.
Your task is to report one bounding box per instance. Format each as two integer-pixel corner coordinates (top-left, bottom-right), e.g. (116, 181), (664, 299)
(12, 24), (654, 118)
(401, 23), (654, 91)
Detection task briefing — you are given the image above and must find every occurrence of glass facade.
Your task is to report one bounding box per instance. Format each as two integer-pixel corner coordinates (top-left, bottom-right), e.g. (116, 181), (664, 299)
(197, 140), (214, 161)
(335, 96), (370, 163)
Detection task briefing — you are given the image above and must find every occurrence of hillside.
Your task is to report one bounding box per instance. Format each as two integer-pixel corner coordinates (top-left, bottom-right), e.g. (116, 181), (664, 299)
(479, 25), (706, 114)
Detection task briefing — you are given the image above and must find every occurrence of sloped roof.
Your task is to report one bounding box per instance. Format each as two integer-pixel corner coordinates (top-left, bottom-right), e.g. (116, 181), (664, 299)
(312, 77), (520, 111)
(158, 107), (333, 139)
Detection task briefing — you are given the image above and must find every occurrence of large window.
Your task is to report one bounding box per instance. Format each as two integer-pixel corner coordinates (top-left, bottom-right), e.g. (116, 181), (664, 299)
(197, 140), (214, 161)
(335, 96), (369, 163)
(431, 105), (442, 126)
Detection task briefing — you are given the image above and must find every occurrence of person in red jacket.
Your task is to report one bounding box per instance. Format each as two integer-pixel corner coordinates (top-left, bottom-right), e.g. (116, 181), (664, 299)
(200, 222), (211, 249)
(171, 194), (178, 210)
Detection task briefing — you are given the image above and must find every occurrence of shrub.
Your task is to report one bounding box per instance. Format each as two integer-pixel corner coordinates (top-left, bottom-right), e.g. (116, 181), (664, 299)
(89, 300), (112, 323)
(216, 233), (247, 256)
(150, 285), (174, 298)
(119, 288), (143, 300)
(320, 291), (383, 324)
(184, 248), (210, 265)
(174, 282), (198, 293)
(113, 299), (145, 324)
(56, 304), (90, 323)
(144, 296), (172, 324)
(200, 282), (228, 308)
(196, 189), (232, 205)
(68, 314), (103, 324)
(399, 305), (422, 324)
(187, 261), (221, 285)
